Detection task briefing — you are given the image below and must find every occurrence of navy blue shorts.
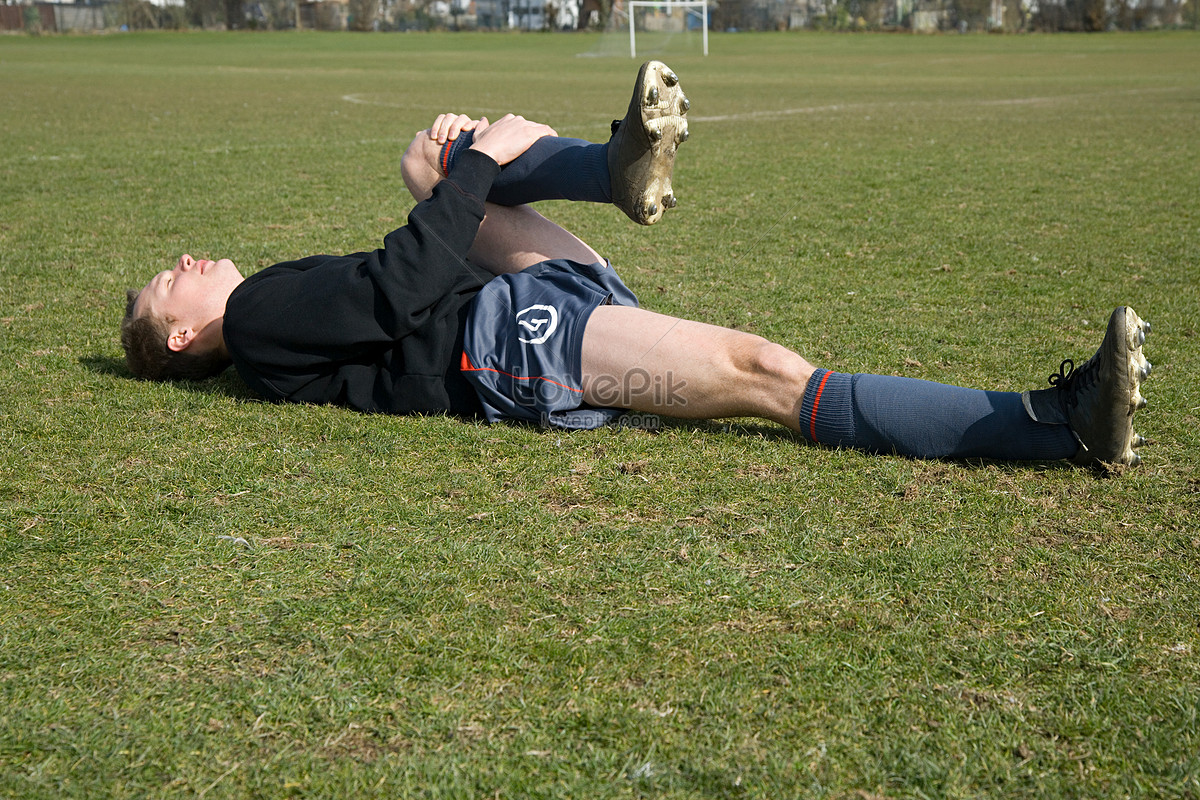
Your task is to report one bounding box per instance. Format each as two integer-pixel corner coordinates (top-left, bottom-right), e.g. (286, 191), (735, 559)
(461, 258), (639, 429)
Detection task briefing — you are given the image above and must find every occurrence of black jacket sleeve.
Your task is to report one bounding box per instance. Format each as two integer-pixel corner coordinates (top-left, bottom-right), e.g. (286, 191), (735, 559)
(222, 149), (501, 413)
(230, 149), (500, 355)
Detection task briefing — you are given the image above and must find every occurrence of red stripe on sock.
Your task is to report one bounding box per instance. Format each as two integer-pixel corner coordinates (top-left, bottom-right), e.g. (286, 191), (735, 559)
(440, 140), (452, 176)
(807, 370), (832, 443)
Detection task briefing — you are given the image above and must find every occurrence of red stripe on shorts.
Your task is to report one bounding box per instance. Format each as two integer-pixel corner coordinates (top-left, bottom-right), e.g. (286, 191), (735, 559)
(459, 351), (581, 394)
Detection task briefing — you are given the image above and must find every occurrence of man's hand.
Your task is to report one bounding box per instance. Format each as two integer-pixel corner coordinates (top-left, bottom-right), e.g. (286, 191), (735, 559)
(468, 114), (557, 167)
(427, 113), (479, 145)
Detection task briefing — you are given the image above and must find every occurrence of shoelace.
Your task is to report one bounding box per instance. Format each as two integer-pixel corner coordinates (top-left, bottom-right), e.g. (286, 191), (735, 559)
(1048, 359), (1075, 389)
(1048, 357), (1097, 408)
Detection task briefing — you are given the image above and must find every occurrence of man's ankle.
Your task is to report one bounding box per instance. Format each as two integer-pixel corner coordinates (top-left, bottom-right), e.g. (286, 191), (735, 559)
(439, 131), (476, 176)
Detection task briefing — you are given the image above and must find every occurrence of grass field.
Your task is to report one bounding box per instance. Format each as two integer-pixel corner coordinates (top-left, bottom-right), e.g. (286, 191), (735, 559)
(2, 29), (1199, 798)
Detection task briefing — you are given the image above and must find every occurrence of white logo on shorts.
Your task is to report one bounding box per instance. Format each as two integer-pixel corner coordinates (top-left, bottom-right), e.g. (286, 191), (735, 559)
(516, 304), (559, 345)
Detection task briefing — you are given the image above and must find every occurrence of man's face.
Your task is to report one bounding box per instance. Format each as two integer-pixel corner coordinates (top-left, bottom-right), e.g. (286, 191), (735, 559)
(135, 254), (244, 344)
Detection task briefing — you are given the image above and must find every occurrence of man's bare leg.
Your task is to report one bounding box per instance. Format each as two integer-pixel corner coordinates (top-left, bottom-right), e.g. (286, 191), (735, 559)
(581, 305), (815, 432)
(401, 130), (603, 276)
(581, 303), (1156, 470)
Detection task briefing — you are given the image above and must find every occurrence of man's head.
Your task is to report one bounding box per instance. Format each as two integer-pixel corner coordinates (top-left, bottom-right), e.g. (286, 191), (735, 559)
(121, 254), (244, 381)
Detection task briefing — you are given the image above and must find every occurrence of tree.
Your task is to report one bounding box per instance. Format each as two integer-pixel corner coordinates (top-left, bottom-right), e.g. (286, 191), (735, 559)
(120, 0), (186, 28)
(223, 0), (244, 28)
(258, 0), (295, 29)
(185, 0), (224, 27)
(349, 0), (381, 28)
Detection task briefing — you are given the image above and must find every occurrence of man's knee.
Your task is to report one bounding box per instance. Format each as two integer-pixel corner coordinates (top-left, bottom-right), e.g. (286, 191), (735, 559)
(401, 131), (441, 200)
(732, 336), (813, 388)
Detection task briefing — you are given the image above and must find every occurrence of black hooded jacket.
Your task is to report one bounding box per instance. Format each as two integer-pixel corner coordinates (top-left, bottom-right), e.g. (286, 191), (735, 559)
(223, 149), (501, 417)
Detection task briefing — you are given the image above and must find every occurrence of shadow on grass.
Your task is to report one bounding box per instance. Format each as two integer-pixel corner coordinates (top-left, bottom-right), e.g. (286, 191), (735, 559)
(79, 354), (129, 378)
(78, 355), (1078, 474)
(79, 355), (261, 401)
(713, 417), (1076, 475)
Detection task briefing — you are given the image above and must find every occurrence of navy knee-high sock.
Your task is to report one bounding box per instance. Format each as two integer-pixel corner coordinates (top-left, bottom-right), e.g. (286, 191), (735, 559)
(440, 132), (611, 206)
(798, 369), (1078, 461)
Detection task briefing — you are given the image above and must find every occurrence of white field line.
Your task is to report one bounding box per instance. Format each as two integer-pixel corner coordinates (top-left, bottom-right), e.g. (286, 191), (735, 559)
(6, 87), (1181, 167)
(343, 85), (1184, 125)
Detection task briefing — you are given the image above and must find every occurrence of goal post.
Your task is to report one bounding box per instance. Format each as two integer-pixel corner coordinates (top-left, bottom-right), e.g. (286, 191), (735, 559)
(627, 0), (708, 57)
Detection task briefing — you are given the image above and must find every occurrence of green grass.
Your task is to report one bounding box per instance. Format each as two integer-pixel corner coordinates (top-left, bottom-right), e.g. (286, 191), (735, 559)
(2, 29), (1200, 799)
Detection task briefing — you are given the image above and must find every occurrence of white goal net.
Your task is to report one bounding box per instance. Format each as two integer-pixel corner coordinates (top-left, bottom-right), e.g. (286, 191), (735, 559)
(625, 0), (709, 57)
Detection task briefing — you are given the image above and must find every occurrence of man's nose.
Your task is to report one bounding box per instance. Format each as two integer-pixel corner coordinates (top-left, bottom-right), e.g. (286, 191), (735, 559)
(178, 254), (195, 271)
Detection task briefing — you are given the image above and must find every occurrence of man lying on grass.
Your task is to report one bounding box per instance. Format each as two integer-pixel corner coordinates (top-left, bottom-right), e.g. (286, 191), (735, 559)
(120, 61), (1151, 471)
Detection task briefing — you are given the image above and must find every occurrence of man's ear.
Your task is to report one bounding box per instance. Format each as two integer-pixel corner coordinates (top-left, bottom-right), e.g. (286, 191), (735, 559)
(167, 326), (195, 353)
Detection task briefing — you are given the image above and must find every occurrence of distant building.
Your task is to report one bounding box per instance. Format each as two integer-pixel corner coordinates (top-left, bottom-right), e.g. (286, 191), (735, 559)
(475, 0), (578, 28)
